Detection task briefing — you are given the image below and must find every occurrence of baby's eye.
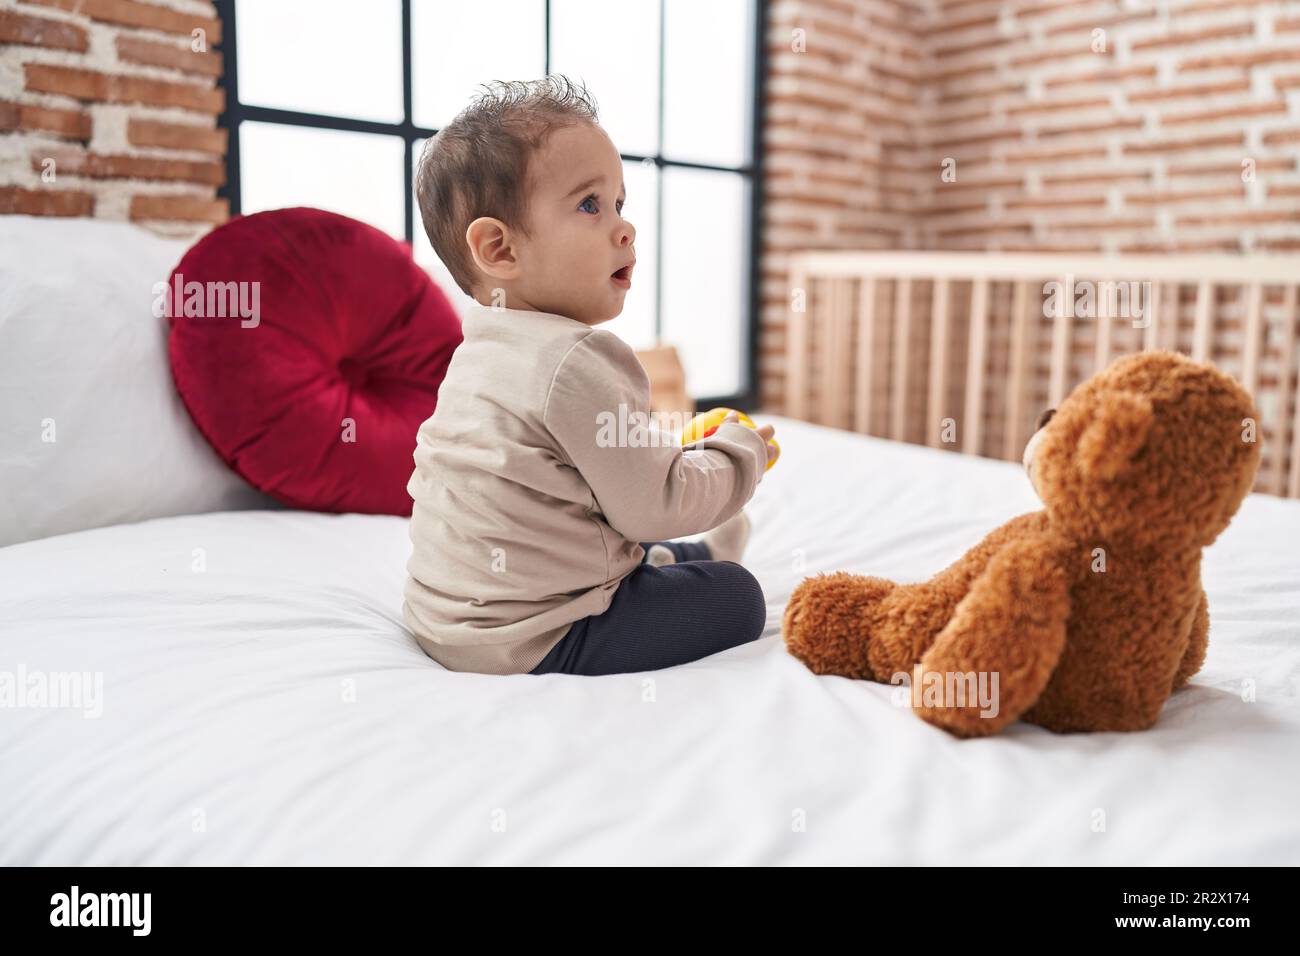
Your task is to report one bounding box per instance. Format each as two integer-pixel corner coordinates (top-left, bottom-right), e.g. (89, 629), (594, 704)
(578, 194), (626, 215)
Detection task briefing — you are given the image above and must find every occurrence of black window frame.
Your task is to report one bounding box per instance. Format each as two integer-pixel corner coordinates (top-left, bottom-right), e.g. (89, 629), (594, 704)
(215, 0), (767, 411)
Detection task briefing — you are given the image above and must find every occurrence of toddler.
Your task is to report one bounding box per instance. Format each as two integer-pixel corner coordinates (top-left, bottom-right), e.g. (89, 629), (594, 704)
(404, 75), (777, 676)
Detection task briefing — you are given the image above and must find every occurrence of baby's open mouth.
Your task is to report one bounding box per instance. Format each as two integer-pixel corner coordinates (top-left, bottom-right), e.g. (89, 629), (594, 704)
(611, 264), (633, 282)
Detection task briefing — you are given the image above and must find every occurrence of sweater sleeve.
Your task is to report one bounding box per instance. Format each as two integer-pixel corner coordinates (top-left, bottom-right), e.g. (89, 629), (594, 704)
(543, 329), (768, 543)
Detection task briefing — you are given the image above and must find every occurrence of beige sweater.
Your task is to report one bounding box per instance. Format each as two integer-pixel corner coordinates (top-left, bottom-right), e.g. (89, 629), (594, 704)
(403, 303), (769, 675)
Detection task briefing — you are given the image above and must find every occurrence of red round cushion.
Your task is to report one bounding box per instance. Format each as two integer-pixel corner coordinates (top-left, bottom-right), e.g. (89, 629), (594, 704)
(166, 207), (461, 515)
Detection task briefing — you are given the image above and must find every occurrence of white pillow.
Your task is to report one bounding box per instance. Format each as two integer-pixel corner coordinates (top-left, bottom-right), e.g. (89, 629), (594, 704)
(0, 215), (279, 547)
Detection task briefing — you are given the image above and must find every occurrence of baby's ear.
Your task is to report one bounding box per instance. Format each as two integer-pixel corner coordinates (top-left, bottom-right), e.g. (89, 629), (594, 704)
(1078, 391), (1154, 480)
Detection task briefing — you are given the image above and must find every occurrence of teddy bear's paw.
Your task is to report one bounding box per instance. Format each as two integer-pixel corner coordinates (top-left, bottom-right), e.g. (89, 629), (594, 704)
(914, 702), (1005, 739)
(782, 572), (895, 680)
(912, 672), (1022, 738)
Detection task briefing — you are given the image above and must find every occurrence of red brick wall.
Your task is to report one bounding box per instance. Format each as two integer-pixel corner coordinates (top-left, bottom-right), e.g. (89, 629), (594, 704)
(919, 0), (1300, 255)
(0, 0), (226, 236)
(760, 0), (1300, 411)
(761, 0), (930, 409)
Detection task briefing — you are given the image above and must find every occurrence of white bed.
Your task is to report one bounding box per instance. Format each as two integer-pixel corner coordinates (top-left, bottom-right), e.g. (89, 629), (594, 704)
(2, 414), (1298, 865)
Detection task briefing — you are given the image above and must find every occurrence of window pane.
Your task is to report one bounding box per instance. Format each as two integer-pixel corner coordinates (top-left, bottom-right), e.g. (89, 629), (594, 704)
(240, 122), (406, 241)
(550, 0), (659, 158)
(412, 0), (546, 130)
(601, 158), (658, 350)
(236, 0), (403, 123)
(412, 139), (477, 318)
(662, 0), (752, 168)
(659, 167), (748, 398)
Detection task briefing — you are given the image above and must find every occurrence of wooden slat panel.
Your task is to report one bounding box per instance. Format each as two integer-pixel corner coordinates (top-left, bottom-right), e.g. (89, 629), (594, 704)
(822, 278), (854, 429)
(1003, 280), (1032, 461)
(1094, 276), (1115, 373)
(853, 278), (877, 434)
(962, 278), (989, 456)
(784, 256), (1300, 499)
(1048, 274), (1072, 406)
(927, 278), (950, 449)
(786, 263), (810, 420)
(890, 278), (912, 441)
(1192, 280), (1213, 361)
(791, 250), (1300, 284)
(1240, 283), (1263, 399)
(1142, 280), (1162, 351)
(815, 278), (831, 425)
(1272, 285), (1298, 495)
(1284, 285), (1300, 499)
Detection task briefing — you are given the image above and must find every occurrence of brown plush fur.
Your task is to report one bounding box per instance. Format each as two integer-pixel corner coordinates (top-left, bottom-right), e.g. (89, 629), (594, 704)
(782, 351), (1261, 737)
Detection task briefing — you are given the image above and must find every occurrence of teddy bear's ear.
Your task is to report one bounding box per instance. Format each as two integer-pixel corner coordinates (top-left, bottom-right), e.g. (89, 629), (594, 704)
(1078, 391), (1154, 480)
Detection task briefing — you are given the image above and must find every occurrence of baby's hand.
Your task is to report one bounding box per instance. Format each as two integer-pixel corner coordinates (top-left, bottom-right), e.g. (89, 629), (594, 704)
(722, 411), (779, 468)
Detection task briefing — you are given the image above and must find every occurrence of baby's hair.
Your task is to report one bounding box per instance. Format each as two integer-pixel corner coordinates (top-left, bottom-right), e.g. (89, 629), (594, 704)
(414, 74), (601, 297)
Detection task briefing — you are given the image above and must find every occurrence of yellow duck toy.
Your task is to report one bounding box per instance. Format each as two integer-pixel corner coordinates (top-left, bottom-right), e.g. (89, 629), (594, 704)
(680, 407), (780, 471)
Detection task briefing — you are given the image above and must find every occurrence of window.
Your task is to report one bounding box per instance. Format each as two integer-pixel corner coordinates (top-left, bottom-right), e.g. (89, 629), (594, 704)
(217, 0), (766, 405)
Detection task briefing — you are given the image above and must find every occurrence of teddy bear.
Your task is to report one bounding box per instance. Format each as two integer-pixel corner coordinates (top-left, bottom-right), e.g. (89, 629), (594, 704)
(781, 350), (1261, 737)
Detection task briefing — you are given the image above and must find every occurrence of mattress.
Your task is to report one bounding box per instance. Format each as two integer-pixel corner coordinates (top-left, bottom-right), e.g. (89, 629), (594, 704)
(2, 415), (1297, 865)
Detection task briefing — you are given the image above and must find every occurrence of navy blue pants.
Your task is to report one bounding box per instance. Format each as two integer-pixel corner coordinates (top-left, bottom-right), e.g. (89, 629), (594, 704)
(528, 539), (767, 675)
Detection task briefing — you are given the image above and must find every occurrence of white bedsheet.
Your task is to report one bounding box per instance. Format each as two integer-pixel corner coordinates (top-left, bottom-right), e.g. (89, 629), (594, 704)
(2, 416), (1298, 865)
